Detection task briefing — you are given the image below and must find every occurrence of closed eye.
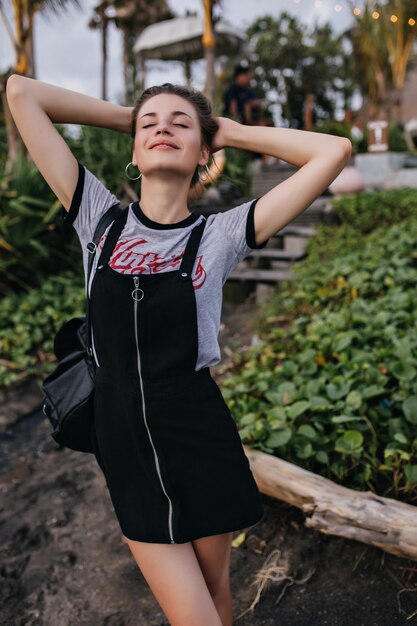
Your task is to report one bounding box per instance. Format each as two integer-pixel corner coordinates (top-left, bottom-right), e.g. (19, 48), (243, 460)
(142, 123), (188, 128)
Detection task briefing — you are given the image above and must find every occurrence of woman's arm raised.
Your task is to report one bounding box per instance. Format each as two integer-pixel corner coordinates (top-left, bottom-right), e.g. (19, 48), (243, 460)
(6, 75), (133, 211)
(212, 117), (352, 247)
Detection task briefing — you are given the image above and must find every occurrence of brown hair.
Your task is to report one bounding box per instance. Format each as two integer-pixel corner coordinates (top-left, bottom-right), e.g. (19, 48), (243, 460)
(130, 83), (219, 187)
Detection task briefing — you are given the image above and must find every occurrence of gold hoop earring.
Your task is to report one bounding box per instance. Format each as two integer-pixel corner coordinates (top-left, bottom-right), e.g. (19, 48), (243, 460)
(125, 161), (142, 181)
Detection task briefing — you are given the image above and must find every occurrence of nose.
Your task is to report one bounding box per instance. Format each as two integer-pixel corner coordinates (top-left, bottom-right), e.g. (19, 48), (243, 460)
(155, 121), (172, 135)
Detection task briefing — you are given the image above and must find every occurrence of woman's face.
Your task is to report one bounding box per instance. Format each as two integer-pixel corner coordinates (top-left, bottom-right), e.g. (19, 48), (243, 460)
(132, 93), (209, 183)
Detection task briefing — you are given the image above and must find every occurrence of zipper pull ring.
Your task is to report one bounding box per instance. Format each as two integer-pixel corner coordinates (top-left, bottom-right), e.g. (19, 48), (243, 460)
(132, 275), (144, 301)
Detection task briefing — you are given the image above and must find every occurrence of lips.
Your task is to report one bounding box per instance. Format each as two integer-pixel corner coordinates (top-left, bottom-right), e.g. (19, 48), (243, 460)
(150, 141), (178, 149)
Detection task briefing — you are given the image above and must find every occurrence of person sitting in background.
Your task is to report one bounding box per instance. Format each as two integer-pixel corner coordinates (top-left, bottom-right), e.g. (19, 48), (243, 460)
(223, 64), (262, 125)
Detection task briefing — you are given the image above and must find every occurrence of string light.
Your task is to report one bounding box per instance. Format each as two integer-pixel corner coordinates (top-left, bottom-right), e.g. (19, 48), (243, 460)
(289, 1), (416, 26)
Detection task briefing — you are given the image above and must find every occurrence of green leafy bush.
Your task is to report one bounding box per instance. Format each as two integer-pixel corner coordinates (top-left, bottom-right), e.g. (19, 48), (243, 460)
(388, 122), (408, 152)
(312, 120), (353, 140)
(0, 269), (85, 387)
(222, 202), (417, 501)
(329, 186), (417, 232)
(0, 124), (132, 294)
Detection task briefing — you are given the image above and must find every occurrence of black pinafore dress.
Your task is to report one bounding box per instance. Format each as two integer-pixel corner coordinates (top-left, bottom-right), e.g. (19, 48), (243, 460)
(89, 208), (264, 544)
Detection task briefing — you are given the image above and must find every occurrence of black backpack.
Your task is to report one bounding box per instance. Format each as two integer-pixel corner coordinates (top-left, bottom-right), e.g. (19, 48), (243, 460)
(41, 203), (126, 453)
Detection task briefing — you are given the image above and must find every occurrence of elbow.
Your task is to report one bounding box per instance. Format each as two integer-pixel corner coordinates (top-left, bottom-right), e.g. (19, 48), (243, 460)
(327, 137), (352, 166)
(5, 74), (27, 102)
(338, 137), (353, 163)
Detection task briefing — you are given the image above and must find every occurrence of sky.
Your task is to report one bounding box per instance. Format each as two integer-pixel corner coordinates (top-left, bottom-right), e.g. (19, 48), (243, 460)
(0, 0), (358, 111)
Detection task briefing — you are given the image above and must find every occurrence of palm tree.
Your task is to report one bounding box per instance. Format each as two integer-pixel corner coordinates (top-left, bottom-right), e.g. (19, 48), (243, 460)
(0, 0), (81, 77)
(0, 0), (82, 170)
(202, 0), (216, 106)
(346, 2), (390, 120)
(89, 1), (110, 101)
(373, 0), (417, 122)
(93, 0), (174, 104)
(347, 0), (417, 122)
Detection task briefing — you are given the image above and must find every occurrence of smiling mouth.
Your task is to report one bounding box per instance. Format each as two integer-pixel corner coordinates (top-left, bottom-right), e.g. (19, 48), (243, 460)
(151, 144), (178, 149)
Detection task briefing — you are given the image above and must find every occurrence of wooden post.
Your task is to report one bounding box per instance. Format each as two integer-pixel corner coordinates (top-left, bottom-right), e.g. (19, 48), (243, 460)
(202, 0), (216, 107)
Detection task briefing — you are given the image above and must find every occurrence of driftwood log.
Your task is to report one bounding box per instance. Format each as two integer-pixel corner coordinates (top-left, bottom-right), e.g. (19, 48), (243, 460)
(244, 445), (417, 562)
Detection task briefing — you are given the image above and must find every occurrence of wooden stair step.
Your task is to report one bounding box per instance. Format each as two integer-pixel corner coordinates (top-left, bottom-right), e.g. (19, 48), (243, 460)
(247, 249), (306, 261)
(228, 269), (294, 282)
(278, 224), (316, 237)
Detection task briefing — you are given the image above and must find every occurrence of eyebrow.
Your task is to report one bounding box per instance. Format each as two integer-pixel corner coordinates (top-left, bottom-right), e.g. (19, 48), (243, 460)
(139, 110), (193, 120)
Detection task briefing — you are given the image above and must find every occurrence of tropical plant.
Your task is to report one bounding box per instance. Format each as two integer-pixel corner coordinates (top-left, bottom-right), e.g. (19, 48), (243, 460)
(345, 0), (417, 121)
(0, 153), (76, 292)
(89, 0), (174, 104)
(245, 12), (354, 128)
(0, 0), (82, 168)
(371, 0), (417, 121)
(222, 192), (417, 501)
(0, 124), (133, 293)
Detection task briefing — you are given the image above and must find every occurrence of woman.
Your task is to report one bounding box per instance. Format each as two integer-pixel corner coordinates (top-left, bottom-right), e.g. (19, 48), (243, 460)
(6, 75), (351, 626)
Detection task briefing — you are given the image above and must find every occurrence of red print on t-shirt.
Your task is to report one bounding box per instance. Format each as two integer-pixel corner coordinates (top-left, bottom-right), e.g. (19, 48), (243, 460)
(98, 236), (207, 289)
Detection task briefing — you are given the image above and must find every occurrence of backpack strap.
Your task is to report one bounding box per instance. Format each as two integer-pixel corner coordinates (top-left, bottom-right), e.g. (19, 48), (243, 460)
(178, 216), (207, 281)
(86, 202), (124, 283)
(94, 208), (129, 272)
(85, 203), (128, 360)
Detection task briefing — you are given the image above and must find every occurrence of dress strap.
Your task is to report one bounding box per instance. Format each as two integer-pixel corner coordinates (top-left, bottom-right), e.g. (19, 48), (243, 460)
(178, 216), (207, 281)
(95, 208), (129, 272)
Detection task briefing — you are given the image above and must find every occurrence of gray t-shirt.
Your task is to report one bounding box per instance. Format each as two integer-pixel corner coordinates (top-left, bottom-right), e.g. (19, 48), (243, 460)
(62, 161), (269, 371)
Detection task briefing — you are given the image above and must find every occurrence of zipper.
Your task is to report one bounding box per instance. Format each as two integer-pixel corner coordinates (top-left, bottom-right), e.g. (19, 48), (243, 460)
(132, 275), (176, 544)
(90, 325), (100, 368)
(88, 263), (100, 367)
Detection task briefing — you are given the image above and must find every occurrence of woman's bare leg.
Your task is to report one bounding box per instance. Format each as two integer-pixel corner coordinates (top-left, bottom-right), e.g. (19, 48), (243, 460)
(191, 532), (234, 626)
(123, 536), (223, 626)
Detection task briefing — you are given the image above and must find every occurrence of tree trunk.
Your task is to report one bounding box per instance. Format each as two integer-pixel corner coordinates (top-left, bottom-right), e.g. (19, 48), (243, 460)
(386, 86), (403, 125)
(122, 28), (130, 105)
(137, 54), (146, 93)
(1, 80), (20, 175)
(203, 45), (216, 108)
(244, 445), (417, 562)
(101, 16), (108, 100)
(202, 0), (216, 107)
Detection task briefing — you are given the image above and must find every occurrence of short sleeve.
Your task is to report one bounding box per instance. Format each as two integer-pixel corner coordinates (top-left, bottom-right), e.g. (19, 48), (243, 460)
(213, 197), (270, 265)
(61, 160), (120, 241)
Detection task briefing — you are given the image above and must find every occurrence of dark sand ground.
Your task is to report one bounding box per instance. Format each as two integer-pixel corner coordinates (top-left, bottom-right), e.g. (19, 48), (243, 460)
(1, 294), (417, 625)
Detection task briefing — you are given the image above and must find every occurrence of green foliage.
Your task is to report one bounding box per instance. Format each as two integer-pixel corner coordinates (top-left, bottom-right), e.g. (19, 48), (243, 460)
(0, 153), (78, 291)
(246, 12), (355, 127)
(63, 124), (132, 194)
(388, 122), (408, 152)
(221, 190), (417, 501)
(0, 124), (132, 294)
(333, 186), (417, 228)
(312, 120), (353, 140)
(220, 147), (252, 197)
(0, 269), (85, 388)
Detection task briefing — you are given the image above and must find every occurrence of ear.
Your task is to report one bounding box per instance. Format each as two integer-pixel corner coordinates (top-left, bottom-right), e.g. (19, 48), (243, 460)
(198, 144), (210, 167)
